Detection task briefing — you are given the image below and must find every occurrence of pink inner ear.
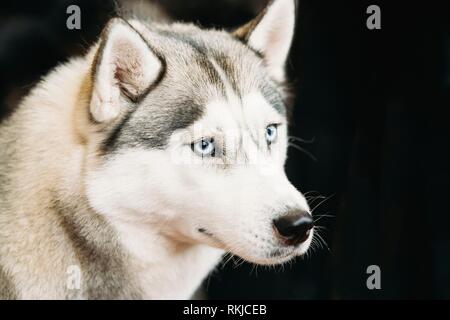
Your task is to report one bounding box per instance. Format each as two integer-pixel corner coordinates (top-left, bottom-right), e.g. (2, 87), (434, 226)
(112, 41), (146, 100)
(267, 24), (285, 51)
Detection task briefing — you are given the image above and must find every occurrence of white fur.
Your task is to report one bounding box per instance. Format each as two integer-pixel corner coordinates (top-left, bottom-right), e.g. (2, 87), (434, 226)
(247, 0), (296, 82)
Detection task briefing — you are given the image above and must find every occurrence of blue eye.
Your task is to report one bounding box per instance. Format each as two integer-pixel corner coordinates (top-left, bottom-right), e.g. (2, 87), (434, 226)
(191, 138), (215, 157)
(265, 124), (278, 144)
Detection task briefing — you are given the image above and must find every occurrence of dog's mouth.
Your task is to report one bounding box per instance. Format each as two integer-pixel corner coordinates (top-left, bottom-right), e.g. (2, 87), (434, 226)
(198, 228), (214, 237)
(197, 227), (309, 264)
(197, 227), (227, 248)
(268, 248), (294, 259)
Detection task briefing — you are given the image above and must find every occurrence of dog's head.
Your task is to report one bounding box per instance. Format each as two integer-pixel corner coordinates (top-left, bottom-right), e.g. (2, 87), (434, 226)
(85, 0), (314, 265)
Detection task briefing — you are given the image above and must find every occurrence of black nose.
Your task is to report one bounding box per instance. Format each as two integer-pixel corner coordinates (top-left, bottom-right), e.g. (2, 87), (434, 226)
(273, 211), (314, 246)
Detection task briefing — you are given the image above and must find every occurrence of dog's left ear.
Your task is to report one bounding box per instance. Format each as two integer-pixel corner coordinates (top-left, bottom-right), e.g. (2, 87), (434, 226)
(90, 18), (163, 123)
(234, 0), (296, 82)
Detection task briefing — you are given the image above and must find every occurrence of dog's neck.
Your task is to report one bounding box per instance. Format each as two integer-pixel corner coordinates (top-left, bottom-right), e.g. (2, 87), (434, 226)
(106, 215), (224, 299)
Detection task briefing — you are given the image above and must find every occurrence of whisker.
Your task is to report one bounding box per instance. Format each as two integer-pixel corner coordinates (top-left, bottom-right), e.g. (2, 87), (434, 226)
(232, 256), (246, 269)
(313, 236), (323, 250)
(315, 232), (330, 252)
(306, 195), (321, 200)
(221, 252), (235, 269)
(288, 142), (318, 162)
(311, 194), (335, 213)
(304, 190), (321, 196)
(306, 195), (326, 206)
(231, 256), (240, 267)
(313, 214), (334, 218)
(249, 264), (259, 277)
(313, 212), (334, 223)
(288, 135), (316, 144)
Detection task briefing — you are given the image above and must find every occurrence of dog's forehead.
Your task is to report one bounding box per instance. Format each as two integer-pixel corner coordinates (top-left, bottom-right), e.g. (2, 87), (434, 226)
(198, 92), (286, 134)
(138, 22), (285, 106)
(101, 23), (287, 152)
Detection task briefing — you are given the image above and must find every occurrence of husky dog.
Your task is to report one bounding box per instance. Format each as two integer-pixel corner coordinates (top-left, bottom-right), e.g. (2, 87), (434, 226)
(0, 0), (314, 299)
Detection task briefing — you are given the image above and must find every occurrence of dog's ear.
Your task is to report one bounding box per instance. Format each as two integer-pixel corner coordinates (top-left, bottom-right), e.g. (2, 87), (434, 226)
(90, 18), (163, 123)
(234, 0), (296, 82)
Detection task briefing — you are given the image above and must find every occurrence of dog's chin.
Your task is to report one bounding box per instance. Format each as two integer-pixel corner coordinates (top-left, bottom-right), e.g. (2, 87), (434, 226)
(247, 252), (297, 266)
(222, 235), (313, 266)
(242, 244), (312, 266)
(243, 230), (314, 265)
(196, 228), (314, 266)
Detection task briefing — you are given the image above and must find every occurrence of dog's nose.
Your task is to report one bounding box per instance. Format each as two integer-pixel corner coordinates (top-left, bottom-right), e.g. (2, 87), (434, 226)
(273, 211), (314, 246)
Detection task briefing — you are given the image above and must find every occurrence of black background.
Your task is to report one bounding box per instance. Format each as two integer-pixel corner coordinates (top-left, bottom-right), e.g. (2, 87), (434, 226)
(0, 0), (449, 299)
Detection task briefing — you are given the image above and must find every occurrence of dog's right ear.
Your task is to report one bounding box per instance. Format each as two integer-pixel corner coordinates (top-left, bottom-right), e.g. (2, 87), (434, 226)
(233, 0), (296, 83)
(90, 18), (163, 123)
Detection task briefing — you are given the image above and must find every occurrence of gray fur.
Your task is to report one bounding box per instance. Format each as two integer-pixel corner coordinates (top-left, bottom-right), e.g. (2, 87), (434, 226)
(53, 198), (142, 299)
(100, 22), (286, 153)
(0, 266), (16, 299)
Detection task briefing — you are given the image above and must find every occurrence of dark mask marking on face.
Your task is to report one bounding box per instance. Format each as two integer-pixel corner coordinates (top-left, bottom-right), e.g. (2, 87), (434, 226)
(260, 82), (286, 116)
